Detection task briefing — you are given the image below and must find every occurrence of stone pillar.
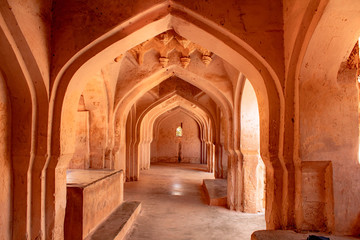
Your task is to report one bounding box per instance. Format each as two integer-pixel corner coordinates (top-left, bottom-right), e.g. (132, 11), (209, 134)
(126, 106), (138, 181)
(206, 142), (212, 172)
(211, 144), (215, 173)
(227, 150), (243, 211)
(0, 74), (11, 239)
(146, 139), (151, 169)
(201, 139), (206, 164)
(243, 152), (265, 213)
(214, 143), (223, 178)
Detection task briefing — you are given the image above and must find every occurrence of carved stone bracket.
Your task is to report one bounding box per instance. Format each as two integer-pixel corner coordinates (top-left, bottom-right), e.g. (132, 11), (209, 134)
(202, 55), (212, 66)
(159, 56), (169, 68)
(128, 30), (213, 67)
(180, 56), (191, 68)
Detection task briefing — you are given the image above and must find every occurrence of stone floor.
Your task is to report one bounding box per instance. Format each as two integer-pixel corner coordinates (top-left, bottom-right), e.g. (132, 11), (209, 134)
(124, 163), (266, 240)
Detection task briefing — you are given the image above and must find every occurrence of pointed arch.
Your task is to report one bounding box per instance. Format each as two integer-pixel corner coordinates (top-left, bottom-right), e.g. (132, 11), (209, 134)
(47, 4), (284, 236)
(0, 6), (49, 239)
(129, 94), (214, 179)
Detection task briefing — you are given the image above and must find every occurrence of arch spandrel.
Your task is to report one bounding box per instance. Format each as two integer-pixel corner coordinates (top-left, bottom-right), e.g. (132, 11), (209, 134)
(51, 1), (284, 88)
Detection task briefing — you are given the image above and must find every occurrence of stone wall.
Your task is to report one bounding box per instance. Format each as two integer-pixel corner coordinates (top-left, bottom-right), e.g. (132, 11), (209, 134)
(151, 111), (201, 163)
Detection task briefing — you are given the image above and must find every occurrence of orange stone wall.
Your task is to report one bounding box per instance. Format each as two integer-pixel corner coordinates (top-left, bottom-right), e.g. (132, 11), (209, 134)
(151, 111), (201, 163)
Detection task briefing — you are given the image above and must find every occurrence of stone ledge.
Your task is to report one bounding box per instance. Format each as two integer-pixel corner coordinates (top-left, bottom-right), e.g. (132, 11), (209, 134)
(202, 179), (227, 206)
(251, 230), (360, 240)
(85, 201), (142, 240)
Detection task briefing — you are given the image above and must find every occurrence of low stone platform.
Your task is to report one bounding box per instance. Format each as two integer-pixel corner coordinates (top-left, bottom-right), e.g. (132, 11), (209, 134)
(202, 179), (227, 206)
(65, 169), (124, 239)
(85, 201), (142, 240)
(251, 230), (360, 240)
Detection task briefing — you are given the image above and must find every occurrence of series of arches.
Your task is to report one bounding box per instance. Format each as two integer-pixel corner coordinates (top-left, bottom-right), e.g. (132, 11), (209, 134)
(0, 0), (359, 239)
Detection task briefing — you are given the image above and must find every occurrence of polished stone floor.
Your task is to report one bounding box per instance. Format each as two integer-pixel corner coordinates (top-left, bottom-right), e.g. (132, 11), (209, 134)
(124, 163), (265, 240)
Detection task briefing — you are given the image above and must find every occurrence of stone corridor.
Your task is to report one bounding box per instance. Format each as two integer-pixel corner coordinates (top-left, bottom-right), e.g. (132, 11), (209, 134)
(124, 163), (266, 240)
(2, 1), (360, 239)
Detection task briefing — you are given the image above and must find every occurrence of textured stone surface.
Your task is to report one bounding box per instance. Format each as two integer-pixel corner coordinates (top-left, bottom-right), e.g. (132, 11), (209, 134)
(125, 163), (266, 239)
(1, 1), (360, 239)
(202, 179), (227, 206)
(151, 110), (201, 164)
(251, 230), (360, 240)
(85, 201), (141, 240)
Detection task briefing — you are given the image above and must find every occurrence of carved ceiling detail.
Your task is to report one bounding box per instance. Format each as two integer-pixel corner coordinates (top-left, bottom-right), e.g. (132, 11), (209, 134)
(128, 30), (213, 68)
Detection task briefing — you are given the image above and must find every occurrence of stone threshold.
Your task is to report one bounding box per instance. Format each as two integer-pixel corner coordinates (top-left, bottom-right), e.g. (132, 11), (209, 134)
(85, 201), (142, 240)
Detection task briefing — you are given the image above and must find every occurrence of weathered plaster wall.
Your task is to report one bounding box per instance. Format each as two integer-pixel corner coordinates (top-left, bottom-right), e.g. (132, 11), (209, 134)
(219, 113), (228, 178)
(241, 80), (260, 152)
(82, 77), (108, 169)
(283, 0), (311, 75)
(282, 0), (315, 229)
(5, 0), (52, 93)
(0, 73), (11, 240)
(300, 64), (360, 234)
(68, 77), (109, 169)
(301, 161), (333, 232)
(196, 94), (217, 124)
(69, 111), (90, 169)
(297, 1), (360, 234)
(151, 111), (201, 163)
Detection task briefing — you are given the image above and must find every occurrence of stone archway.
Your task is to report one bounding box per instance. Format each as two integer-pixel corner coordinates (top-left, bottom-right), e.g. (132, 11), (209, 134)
(150, 108), (206, 165)
(47, 5), (284, 238)
(0, 8), (48, 238)
(134, 94), (215, 177)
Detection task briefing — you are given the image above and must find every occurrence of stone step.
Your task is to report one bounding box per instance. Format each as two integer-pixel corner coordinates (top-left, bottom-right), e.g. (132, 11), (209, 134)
(251, 230), (360, 240)
(85, 201), (141, 240)
(202, 179), (227, 206)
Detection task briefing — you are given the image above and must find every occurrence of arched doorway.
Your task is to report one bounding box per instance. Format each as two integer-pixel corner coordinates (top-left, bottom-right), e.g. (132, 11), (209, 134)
(241, 79), (266, 214)
(48, 5), (283, 237)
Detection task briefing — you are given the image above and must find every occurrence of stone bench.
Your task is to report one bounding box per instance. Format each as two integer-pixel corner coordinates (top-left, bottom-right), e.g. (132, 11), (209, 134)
(65, 169), (124, 239)
(202, 179), (227, 206)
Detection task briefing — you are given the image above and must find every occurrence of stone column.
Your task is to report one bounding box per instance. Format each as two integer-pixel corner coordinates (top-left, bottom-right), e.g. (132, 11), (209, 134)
(0, 74), (11, 239)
